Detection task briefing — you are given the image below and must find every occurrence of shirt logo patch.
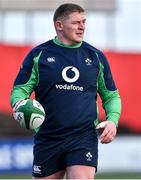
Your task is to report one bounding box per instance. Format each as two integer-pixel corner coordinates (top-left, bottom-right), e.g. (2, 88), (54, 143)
(85, 58), (92, 66)
(86, 152), (93, 161)
(47, 57), (55, 63)
(33, 165), (42, 174)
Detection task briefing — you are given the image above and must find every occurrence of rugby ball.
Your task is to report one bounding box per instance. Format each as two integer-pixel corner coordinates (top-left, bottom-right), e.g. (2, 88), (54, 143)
(13, 99), (45, 130)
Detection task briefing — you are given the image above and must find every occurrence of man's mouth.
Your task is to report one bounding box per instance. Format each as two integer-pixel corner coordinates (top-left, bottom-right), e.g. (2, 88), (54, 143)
(76, 33), (83, 36)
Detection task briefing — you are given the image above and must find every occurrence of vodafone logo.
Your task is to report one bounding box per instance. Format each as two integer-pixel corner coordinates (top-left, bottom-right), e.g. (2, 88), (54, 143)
(56, 66), (83, 91)
(62, 66), (80, 83)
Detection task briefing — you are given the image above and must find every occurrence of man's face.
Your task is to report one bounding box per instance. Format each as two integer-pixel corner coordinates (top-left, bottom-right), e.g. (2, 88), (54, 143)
(56, 12), (86, 45)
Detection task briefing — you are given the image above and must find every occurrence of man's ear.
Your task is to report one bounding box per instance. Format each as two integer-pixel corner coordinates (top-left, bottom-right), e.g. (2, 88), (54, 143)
(54, 20), (63, 31)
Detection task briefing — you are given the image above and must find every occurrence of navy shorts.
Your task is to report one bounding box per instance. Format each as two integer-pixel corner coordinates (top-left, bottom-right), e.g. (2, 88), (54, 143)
(32, 130), (98, 177)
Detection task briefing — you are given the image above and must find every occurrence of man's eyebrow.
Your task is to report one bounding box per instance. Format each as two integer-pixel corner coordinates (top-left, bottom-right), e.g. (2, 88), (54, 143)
(72, 19), (86, 22)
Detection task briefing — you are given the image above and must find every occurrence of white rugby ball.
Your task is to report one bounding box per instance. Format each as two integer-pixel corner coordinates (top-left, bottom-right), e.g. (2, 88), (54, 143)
(14, 99), (45, 130)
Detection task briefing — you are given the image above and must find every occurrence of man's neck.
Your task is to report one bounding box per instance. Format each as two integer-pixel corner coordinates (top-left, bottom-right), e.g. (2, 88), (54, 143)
(53, 36), (82, 48)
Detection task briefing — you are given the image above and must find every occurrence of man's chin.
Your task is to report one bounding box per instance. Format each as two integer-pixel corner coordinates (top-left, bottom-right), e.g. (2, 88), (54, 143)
(75, 38), (83, 43)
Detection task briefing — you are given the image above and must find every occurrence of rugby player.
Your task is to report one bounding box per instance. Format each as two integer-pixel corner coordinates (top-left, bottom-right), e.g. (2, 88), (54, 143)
(10, 3), (121, 179)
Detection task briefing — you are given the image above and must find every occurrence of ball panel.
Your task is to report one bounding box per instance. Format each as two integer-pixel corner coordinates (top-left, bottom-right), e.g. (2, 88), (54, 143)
(30, 114), (45, 129)
(14, 112), (26, 128)
(33, 100), (45, 113)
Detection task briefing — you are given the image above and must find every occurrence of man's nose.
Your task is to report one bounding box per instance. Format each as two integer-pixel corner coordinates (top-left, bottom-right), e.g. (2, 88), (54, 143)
(79, 22), (85, 30)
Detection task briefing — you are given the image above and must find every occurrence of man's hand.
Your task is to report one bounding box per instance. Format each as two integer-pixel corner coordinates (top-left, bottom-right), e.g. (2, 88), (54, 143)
(13, 99), (25, 112)
(96, 121), (117, 144)
(13, 99), (25, 120)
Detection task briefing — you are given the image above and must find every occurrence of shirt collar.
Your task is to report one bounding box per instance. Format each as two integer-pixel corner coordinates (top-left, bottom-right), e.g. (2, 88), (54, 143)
(53, 37), (82, 48)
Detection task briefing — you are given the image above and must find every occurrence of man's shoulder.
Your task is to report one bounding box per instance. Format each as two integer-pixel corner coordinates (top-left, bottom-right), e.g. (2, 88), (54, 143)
(82, 41), (108, 62)
(33, 39), (54, 52)
(27, 39), (54, 57)
(82, 41), (102, 54)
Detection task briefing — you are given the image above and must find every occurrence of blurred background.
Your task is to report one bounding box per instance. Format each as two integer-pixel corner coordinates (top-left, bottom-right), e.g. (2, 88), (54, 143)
(0, 0), (141, 179)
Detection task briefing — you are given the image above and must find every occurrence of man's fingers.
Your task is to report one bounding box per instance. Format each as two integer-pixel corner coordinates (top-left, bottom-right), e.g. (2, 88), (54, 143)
(100, 132), (114, 143)
(101, 134), (115, 144)
(13, 99), (25, 111)
(100, 128), (109, 139)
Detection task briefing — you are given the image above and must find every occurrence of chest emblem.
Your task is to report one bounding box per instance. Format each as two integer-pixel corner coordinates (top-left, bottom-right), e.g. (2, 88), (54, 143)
(85, 58), (92, 66)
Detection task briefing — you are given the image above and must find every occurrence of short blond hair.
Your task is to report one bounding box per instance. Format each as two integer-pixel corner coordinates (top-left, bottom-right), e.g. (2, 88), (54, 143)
(53, 3), (85, 22)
